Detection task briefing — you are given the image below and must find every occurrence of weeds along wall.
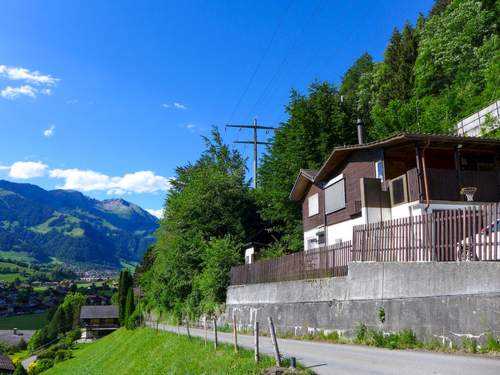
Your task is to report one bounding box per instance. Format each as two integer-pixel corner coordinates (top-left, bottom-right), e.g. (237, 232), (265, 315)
(222, 262), (500, 345)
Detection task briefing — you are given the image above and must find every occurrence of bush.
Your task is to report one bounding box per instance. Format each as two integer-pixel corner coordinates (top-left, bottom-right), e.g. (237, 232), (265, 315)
(27, 359), (54, 375)
(462, 337), (477, 353)
(398, 329), (417, 349)
(482, 333), (500, 353)
(354, 322), (367, 343)
(54, 349), (72, 363)
(367, 329), (386, 347)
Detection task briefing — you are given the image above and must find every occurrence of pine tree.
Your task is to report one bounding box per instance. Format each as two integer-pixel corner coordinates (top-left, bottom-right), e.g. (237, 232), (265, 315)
(124, 286), (135, 329)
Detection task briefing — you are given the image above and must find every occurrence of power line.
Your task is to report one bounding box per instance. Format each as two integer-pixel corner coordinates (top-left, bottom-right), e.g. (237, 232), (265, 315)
(226, 0), (295, 124)
(226, 119), (275, 188)
(247, 0), (327, 120)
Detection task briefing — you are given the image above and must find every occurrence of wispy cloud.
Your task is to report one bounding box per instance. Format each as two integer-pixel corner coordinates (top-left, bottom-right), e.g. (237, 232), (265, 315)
(161, 101), (188, 110)
(1, 85), (37, 99)
(145, 208), (164, 219)
(0, 64), (59, 100)
(173, 102), (187, 110)
(66, 99), (79, 105)
(6, 161), (48, 179)
(43, 125), (55, 137)
(0, 65), (58, 85)
(185, 123), (196, 129)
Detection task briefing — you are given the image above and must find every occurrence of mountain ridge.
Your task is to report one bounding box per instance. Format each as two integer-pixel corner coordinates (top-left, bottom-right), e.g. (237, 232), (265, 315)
(0, 179), (159, 268)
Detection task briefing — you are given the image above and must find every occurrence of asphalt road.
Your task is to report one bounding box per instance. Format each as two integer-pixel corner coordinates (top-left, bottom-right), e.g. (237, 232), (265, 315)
(147, 322), (500, 375)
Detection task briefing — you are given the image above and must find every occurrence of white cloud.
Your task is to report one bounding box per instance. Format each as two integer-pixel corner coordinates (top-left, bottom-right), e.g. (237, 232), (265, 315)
(1, 85), (37, 99)
(8, 161), (48, 179)
(66, 99), (79, 104)
(0, 65), (58, 85)
(173, 102), (187, 110)
(145, 208), (163, 219)
(43, 125), (55, 137)
(185, 123), (196, 129)
(41, 88), (52, 96)
(161, 102), (187, 110)
(0, 165), (9, 171)
(49, 168), (172, 194)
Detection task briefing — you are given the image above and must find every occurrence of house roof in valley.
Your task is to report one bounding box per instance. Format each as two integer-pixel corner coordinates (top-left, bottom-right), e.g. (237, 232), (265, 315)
(290, 133), (500, 201)
(0, 353), (15, 372)
(80, 305), (119, 320)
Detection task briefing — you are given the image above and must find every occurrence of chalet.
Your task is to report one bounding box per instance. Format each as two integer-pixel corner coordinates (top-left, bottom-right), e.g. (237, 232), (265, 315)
(80, 305), (119, 340)
(0, 354), (15, 375)
(290, 133), (500, 251)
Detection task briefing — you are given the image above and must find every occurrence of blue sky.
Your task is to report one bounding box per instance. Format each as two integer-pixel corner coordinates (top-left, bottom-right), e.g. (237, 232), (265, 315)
(0, 0), (433, 216)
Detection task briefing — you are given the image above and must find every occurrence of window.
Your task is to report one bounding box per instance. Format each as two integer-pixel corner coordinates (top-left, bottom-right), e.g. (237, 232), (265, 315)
(389, 175), (408, 205)
(308, 193), (319, 216)
(325, 178), (346, 213)
(307, 237), (318, 250)
(375, 160), (384, 181)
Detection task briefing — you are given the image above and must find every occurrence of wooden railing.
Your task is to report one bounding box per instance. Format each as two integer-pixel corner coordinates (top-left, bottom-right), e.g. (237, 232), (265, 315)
(230, 242), (352, 286)
(230, 203), (500, 285)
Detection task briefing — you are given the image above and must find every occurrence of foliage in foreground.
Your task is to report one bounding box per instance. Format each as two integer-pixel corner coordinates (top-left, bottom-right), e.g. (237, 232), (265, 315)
(43, 328), (275, 375)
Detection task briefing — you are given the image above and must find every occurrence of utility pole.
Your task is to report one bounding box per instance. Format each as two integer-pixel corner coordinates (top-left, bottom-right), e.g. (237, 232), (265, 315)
(226, 119), (275, 189)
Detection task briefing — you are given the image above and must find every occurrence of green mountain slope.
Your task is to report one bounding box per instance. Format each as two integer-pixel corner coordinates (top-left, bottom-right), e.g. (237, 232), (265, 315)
(0, 180), (159, 267)
(44, 328), (274, 375)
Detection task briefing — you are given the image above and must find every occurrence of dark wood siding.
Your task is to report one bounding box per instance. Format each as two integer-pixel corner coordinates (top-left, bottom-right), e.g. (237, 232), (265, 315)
(301, 149), (380, 229)
(303, 184), (324, 231)
(325, 150), (378, 225)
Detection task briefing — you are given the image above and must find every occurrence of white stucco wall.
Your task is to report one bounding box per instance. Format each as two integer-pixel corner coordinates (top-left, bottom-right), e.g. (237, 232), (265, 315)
(326, 216), (365, 244)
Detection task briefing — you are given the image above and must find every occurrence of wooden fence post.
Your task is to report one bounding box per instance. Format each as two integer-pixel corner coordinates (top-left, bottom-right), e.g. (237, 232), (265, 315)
(254, 321), (259, 363)
(186, 317), (191, 339)
(232, 312), (238, 353)
(213, 317), (218, 350)
(268, 317), (281, 367)
(204, 317), (208, 346)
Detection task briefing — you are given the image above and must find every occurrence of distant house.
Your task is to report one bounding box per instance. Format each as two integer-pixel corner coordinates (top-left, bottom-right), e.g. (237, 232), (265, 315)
(290, 133), (500, 250)
(80, 305), (119, 340)
(0, 353), (15, 374)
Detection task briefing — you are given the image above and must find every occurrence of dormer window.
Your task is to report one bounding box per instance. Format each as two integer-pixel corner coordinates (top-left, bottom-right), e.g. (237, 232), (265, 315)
(308, 193), (319, 217)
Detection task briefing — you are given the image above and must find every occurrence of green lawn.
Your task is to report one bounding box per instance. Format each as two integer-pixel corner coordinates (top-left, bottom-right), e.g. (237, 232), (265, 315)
(0, 312), (49, 330)
(45, 328), (275, 375)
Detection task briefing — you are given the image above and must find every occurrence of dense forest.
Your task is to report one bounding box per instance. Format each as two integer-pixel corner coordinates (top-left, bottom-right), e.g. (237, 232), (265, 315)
(140, 0), (499, 317)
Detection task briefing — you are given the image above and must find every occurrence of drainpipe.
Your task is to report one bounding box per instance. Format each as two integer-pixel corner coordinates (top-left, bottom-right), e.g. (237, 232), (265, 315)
(421, 141), (431, 211)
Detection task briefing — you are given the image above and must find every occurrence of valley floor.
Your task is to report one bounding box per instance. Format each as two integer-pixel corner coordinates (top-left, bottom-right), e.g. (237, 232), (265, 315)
(44, 328), (274, 375)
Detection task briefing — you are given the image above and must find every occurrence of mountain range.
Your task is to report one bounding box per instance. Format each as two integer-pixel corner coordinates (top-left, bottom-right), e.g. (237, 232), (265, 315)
(0, 180), (159, 268)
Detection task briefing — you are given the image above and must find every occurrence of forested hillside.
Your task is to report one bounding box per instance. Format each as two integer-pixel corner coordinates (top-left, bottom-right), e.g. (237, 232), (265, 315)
(140, 0), (499, 317)
(0, 180), (158, 267)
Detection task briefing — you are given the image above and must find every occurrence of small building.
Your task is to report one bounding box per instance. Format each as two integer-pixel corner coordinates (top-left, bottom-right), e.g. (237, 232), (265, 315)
(0, 353), (15, 374)
(80, 305), (119, 340)
(290, 133), (500, 250)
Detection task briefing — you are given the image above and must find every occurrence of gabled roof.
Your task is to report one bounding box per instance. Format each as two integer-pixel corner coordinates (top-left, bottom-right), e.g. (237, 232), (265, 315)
(290, 133), (500, 202)
(289, 169), (318, 201)
(0, 354), (15, 372)
(80, 305), (119, 319)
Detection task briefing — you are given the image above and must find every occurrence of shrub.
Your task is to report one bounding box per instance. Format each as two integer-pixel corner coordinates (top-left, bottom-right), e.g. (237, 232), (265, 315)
(398, 329), (417, 349)
(367, 329), (385, 347)
(483, 333), (500, 352)
(27, 359), (54, 375)
(54, 349), (72, 363)
(462, 337), (477, 353)
(354, 322), (367, 343)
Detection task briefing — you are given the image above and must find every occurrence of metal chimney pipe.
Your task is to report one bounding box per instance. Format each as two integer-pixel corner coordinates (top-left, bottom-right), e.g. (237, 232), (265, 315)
(357, 118), (365, 144)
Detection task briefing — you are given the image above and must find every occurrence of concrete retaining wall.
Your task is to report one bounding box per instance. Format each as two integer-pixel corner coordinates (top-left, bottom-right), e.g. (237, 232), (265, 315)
(223, 262), (500, 344)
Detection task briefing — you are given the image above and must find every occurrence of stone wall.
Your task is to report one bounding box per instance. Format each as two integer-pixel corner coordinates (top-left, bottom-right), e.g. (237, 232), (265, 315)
(223, 262), (500, 344)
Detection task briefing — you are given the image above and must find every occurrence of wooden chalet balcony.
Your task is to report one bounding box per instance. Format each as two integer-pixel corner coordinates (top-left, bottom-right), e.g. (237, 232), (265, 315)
(396, 168), (499, 203)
